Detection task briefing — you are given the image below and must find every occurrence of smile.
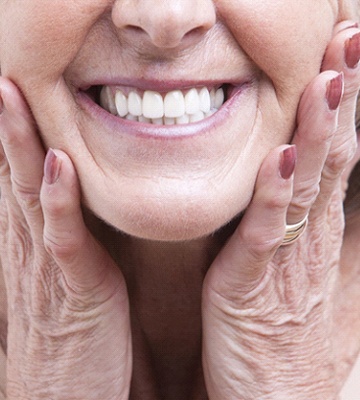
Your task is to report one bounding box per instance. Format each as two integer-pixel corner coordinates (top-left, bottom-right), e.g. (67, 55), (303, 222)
(88, 84), (236, 125)
(78, 78), (254, 139)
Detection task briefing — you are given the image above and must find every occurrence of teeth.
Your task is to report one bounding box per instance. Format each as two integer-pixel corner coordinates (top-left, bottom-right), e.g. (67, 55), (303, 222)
(101, 86), (118, 115)
(176, 114), (190, 124)
(164, 90), (185, 118)
(126, 114), (138, 121)
(164, 117), (176, 125)
(143, 91), (164, 119)
(210, 88), (216, 108)
(215, 88), (225, 109)
(139, 115), (150, 123)
(185, 88), (200, 115)
(206, 109), (217, 118)
(128, 92), (142, 116)
(189, 111), (205, 123)
(100, 86), (226, 125)
(199, 87), (211, 113)
(152, 118), (163, 125)
(115, 91), (128, 117)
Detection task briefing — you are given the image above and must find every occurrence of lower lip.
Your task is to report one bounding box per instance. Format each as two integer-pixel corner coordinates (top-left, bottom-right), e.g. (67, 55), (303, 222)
(77, 83), (252, 140)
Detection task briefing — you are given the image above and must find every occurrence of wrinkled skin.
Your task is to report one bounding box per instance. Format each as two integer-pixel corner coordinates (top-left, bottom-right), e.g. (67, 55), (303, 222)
(0, 1), (359, 399)
(0, 0), (345, 240)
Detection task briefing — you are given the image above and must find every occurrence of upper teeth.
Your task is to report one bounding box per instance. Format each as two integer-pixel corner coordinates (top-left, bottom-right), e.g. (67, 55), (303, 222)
(99, 86), (225, 125)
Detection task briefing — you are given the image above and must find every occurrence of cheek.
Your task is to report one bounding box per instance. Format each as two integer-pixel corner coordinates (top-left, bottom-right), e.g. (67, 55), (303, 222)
(0, 1), (108, 85)
(217, 1), (336, 96)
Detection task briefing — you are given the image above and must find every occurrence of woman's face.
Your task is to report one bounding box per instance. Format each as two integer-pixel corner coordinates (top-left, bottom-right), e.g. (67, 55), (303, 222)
(0, 0), (349, 240)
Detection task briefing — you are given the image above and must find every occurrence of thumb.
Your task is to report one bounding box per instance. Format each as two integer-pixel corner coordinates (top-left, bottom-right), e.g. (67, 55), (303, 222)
(206, 146), (294, 296)
(40, 149), (125, 300)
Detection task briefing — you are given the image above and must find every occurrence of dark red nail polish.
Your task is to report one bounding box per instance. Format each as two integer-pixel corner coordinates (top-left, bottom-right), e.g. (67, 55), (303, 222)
(280, 145), (297, 180)
(44, 148), (61, 185)
(326, 73), (344, 111)
(345, 32), (360, 69)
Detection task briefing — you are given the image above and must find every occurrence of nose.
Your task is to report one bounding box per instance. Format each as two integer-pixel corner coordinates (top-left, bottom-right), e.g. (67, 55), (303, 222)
(112, 0), (216, 49)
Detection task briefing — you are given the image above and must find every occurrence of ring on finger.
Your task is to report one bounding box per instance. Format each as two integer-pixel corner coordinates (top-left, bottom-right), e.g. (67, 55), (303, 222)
(282, 214), (309, 246)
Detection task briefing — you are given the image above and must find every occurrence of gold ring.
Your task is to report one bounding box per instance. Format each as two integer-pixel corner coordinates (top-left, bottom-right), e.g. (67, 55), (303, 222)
(282, 215), (308, 246)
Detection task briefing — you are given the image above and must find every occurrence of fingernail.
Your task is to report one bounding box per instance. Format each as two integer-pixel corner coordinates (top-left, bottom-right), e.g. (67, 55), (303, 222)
(326, 72), (344, 111)
(280, 145), (297, 180)
(345, 32), (360, 69)
(44, 148), (61, 185)
(338, 21), (359, 33)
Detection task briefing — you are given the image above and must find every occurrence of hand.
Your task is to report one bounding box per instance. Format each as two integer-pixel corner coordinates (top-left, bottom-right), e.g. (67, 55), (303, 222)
(202, 21), (360, 399)
(0, 79), (132, 399)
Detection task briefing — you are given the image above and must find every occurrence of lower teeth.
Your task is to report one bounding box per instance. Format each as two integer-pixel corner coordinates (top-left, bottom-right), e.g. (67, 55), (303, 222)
(123, 109), (218, 125)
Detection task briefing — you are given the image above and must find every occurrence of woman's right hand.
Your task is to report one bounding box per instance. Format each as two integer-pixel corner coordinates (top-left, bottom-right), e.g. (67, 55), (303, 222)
(0, 78), (132, 399)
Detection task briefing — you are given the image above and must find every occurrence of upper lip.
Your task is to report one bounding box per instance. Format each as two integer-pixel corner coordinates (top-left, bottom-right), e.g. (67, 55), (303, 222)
(69, 59), (257, 92)
(77, 78), (248, 93)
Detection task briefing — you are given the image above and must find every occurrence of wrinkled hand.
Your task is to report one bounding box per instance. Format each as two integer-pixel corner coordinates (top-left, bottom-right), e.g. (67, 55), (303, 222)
(0, 79), (132, 399)
(202, 21), (360, 399)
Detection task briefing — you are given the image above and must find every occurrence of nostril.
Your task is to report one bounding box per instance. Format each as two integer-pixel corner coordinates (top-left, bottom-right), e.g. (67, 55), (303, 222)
(125, 24), (182, 49)
(183, 27), (204, 41)
(127, 25), (145, 34)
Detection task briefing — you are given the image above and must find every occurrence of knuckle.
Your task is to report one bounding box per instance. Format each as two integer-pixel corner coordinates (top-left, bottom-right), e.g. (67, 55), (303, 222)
(16, 193), (41, 215)
(41, 193), (68, 216)
(292, 181), (320, 211)
(43, 232), (78, 262)
(0, 117), (33, 148)
(246, 237), (283, 261)
(325, 136), (357, 175)
(264, 192), (291, 210)
(8, 223), (33, 267)
(343, 80), (360, 101)
(237, 226), (283, 259)
(11, 177), (40, 214)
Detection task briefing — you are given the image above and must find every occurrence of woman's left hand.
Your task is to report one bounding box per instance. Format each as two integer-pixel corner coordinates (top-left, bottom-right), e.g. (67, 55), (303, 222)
(202, 22), (360, 399)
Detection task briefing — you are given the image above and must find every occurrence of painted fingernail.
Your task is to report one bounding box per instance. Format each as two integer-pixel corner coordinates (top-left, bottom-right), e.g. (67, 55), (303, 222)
(345, 32), (360, 69)
(326, 73), (344, 111)
(44, 148), (61, 185)
(280, 145), (297, 180)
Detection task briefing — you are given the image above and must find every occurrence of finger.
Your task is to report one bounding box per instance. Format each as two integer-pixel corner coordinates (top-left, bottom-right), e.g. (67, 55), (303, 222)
(0, 78), (45, 236)
(0, 140), (9, 251)
(207, 145), (295, 294)
(318, 28), (360, 207)
(322, 27), (360, 95)
(0, 138), (28, 226)
(322, 27), (360, 136)
(40, 149), (125, 300)
(286, 71), (342, 225)
(0, 140), (10, 199)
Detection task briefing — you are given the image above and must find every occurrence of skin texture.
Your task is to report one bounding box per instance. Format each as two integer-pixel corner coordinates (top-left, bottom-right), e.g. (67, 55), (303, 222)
(0, 0), (342, 240)
(0, 1), (359, 399)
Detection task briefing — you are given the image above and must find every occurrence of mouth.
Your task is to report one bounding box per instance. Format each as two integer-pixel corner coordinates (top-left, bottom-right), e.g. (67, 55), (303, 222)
(84, 83), (236, 125)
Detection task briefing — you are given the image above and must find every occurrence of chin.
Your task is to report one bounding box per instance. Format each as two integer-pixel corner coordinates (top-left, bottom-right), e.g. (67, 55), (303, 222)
(86, 189), (251, 242)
